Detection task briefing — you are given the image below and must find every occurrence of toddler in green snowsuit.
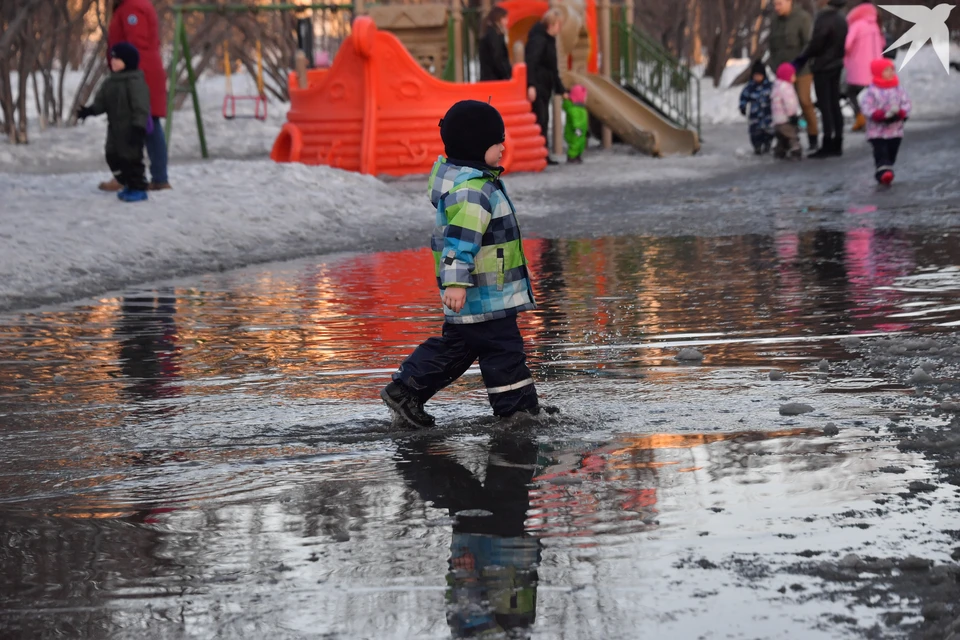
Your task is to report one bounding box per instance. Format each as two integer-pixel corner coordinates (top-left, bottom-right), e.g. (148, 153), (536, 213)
(563, 84), (588, 164)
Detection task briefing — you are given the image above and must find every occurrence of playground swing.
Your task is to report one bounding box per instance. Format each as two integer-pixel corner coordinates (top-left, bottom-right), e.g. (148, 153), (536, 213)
(222, 41), (267, 121)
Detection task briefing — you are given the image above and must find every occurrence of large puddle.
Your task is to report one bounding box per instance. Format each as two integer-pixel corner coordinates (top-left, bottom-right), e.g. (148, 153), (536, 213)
(3, 227), (960, 637)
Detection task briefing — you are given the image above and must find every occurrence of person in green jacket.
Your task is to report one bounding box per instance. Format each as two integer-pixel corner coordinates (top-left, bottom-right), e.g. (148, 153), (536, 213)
(768, 0), (819, 153)
(77, 42), (151, 202)
(563, 84), (589, 164)
(381, 100), (543, 429)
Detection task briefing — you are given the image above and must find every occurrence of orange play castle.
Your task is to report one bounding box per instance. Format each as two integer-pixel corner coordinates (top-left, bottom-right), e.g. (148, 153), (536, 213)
(270, 16), (547, 176)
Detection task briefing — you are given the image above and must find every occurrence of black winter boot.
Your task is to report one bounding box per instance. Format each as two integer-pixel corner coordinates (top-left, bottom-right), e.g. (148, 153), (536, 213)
(832, 136), (843, 157)
(807, 133), (819, 153)
(809, 137), (834, 159)
(381, 381), (435, 429)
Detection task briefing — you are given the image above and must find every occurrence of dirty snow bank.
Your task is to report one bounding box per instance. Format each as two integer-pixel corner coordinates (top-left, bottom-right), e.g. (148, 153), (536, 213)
(0, 160), (426, 312)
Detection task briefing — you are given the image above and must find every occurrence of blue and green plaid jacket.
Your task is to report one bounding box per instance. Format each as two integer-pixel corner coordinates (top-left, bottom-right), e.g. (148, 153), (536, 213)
(428, 157), (536, 324)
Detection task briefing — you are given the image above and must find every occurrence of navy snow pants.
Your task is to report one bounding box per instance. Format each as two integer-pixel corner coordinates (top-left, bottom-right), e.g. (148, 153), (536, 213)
(870, 137), (902, 181)
(749, 124), (773, 150)
(393, 315), (539, 417)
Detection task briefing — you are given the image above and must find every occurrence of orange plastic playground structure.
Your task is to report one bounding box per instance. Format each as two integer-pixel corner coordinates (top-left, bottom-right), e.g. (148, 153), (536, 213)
(270, 16), (547, 176)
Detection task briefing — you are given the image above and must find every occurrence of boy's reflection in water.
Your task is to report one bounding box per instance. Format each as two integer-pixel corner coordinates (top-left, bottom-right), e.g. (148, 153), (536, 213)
(396, 434), (540, 638)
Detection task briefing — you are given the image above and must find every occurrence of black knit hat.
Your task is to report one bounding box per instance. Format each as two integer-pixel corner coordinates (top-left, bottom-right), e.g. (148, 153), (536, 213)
(110, 42), (140, 71)
(439, 100), (505, 163)
(751, 60), (766, 77)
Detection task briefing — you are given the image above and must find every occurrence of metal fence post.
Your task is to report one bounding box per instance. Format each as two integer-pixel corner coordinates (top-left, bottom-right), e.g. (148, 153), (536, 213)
(164, 9), (183, 146)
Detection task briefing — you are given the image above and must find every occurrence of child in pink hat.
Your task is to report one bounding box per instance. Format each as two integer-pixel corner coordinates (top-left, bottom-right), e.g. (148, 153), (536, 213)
(858, 58), (912, 185)
(771, 63), (802, 160)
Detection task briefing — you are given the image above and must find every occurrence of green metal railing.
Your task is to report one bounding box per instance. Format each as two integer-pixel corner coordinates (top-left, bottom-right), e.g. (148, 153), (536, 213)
(612, 21), (700, 137)
(439, 10), (701, 137)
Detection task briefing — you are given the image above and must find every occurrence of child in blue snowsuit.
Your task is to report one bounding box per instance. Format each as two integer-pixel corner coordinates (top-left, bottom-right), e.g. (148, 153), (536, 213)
(739, 60), (774, 154)
(381, 100), (542, 429)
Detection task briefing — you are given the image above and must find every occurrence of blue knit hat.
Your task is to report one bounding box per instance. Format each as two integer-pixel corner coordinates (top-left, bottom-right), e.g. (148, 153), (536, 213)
(110, 42), (140, 70)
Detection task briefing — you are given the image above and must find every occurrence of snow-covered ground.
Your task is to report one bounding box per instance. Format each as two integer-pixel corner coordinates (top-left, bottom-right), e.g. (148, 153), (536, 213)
(0, 161), (425, 312)
(699, 43), (960, 126)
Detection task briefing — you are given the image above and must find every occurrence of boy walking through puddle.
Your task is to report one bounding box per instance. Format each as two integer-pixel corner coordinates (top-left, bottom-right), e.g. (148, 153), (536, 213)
(382, 100), (544, 428)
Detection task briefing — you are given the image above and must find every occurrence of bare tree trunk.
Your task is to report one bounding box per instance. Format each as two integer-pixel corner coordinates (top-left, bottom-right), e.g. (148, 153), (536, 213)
(16, 40), (30, 143)
(703, 0), (729, 86)
(31, 71), (44, 129)
(690, 0), (703, 65)
(0, 58), (14, 141)
(57, 60), (66, 122)
(0, 0), (45, 64)
(751, 0), (768, 55)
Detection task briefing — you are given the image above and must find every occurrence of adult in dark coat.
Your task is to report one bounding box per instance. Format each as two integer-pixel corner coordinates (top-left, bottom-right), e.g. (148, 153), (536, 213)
(794, 0), (849, 158)
(524, 9), (568, 163)
(768, 0), (818, 151)
(103, 0), (170, 191)
(479, 6), (512, 81)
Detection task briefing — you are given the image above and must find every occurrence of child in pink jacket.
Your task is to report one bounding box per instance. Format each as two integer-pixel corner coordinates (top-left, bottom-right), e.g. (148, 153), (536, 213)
(844, 2), (885, 132)
(771, 63), (802, 160)
(858, 58), (911, 185)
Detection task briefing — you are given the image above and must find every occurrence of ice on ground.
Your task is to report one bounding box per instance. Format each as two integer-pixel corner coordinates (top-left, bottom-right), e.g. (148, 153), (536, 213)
(0, 160), (424, 312)
(699, 44), (960, 126)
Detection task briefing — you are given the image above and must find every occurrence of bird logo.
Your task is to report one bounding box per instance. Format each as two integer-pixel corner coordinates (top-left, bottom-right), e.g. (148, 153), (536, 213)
(880, 4), (955, 73)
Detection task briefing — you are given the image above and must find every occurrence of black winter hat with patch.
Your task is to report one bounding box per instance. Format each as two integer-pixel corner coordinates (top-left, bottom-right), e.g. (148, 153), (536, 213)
(439, 100), (505, 164)
(751, 60), (766, 78)
(110, 42), (140, 71)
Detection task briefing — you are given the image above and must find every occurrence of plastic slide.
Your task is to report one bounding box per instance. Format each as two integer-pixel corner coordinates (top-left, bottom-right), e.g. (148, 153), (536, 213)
(565, 71), (700, 157)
